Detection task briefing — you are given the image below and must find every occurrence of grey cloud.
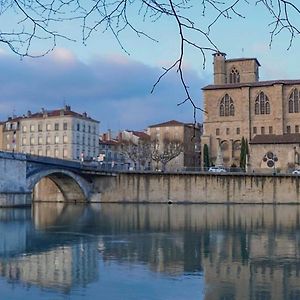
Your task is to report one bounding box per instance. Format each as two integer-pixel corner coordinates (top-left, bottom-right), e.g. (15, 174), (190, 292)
(0, 51), (208, 131)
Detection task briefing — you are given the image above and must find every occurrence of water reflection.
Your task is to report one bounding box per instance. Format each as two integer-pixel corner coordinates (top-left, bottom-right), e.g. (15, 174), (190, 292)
(0, 203), (300, 299)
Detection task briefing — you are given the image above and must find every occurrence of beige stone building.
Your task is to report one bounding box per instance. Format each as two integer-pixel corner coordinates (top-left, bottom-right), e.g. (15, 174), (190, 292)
(202, 52), (300, 172)
(0, 106), (99, 160)
(147, 120), (201, 171)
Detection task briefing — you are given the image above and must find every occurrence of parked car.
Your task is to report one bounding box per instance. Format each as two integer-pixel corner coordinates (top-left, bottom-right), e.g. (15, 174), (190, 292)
(292, 169), (300, 175)
(208, 166), (227, 173)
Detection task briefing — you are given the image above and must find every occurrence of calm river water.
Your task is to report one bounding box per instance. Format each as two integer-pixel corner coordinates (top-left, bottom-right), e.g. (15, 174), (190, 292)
(0, 203), (300, 299)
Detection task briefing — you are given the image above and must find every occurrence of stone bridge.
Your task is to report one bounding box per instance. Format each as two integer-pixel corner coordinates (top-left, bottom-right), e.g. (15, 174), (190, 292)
(3, 151), (300, 207)
(0, 151), (115, 206)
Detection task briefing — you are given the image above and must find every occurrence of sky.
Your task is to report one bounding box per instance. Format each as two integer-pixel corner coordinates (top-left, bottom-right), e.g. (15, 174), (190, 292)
(1, 0), (300, 133)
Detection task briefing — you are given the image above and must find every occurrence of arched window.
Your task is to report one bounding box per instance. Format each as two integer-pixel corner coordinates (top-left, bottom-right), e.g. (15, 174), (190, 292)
(255, 92), (270, 115)
(220, 94), (235, 117)
(229, 67), (240, 84)
(288, 88), (300, 113)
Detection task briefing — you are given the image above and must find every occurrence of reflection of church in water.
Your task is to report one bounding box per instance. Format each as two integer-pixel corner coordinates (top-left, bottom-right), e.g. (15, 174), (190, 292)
(202, 52), (300, 171)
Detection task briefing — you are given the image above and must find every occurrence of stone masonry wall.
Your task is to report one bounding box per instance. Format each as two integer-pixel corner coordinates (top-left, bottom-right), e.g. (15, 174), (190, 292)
(92, 172), (300, 204)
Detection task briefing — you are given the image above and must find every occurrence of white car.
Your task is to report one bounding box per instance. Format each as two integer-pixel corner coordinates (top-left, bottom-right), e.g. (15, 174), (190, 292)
(292, 169), (300, 175)
(208, 166), (227, 173)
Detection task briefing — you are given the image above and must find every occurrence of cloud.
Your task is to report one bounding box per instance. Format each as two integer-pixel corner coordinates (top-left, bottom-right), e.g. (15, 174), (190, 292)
(0, 48), (207, 132)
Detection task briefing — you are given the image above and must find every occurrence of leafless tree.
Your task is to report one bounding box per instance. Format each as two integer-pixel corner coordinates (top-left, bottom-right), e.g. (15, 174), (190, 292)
(151, 138), (183, 171)
(1, 0), (299, 119)
(120, 139), (152, 170)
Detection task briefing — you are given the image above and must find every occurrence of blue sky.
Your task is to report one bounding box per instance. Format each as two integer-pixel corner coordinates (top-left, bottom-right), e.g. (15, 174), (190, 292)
(1, 1), (300, 132)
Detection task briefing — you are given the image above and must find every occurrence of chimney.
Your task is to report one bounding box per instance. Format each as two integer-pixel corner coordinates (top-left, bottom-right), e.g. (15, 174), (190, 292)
(118, 132), (123, 141)
(27, 110), (32, 117)
(102, 133), (107, 141)
(65, 105), (71, 111)
(107, 129), (112, 141)
(82, 112), (87, 118)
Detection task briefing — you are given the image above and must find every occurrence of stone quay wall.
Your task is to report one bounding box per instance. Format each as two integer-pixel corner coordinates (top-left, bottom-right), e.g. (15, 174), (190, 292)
(92, 172), (300, 204)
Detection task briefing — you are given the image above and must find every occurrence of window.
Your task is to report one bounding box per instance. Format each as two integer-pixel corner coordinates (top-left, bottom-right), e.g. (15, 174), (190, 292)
(30, 137), (35, 145)
(88, 125), (91, 133)
(77, 123), (80, 131)
(46, 148), (51, 157)
(229, 67), (240, 83)
(6, 144), (10, 150)
(5, 122), (11, 130)
(269, 126), (273, 134)
(38, 137), (43, 145)
(63, 135), (68, 144)
(63, 122), (68, 130)
(22, 125), (27, 133)
(296, 125), (299, 133)
(46, 136), (51, 144)
(38, 149), (43, 156)
(46, 123), (51, 131)
(38, 123), (42, 132)
(82, 136), (85, 144)
(255, 92), (271, 115)
(289, 88), (300, 113)
(22, 137), (26, 145)
(261, 127), (265, 134)
(54, 123), (59, 131)
(55, 136), (59, 144)
(287, 125), (291, 133)
(226, 128), (230, 135)
(216, 128), (220, 135)
(12, 122), (18, 130)
(63, 148), (68, 158)
(253, 127), (257, 134)
(30, 124), (35, 132)
(220, 94), (235, 117)
(54, 148), (59, 157)
(236, 128), (240, 134)
(83, 123), (86, 132)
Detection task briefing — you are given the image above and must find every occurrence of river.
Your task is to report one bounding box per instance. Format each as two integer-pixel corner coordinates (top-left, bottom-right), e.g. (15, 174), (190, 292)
(0, 202), (299, 299)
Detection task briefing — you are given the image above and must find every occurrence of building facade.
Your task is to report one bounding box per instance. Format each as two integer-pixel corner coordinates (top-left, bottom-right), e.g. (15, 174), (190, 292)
(1, 106), (99, 160)
(147, 120), (201, 171)
(202, 52), (300, 171)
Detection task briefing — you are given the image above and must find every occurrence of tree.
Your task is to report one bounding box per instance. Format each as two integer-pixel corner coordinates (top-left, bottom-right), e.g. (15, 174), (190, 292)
(1, 0), (299, 118)
(151, 138), (183, 171)
(203, 144), (210, 170)
(120, 139), (152, 170)
(240, 137), (246, 170)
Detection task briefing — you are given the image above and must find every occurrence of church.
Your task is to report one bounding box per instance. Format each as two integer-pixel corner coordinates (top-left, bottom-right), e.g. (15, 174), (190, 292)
(201, 52), (300, 172)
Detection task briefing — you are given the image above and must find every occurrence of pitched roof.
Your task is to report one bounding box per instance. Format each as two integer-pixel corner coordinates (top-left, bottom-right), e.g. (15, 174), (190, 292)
(131, 131), (150, 139)
(99, 139), (120, 145)
(202, 79), (300, 90)
(250, 134), (300, 144)
(148, 120), (185, 128)
(2, 107), (99, 123)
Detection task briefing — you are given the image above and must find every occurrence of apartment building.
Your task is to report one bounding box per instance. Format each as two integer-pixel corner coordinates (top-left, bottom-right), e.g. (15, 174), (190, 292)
(1, 106), (99, 160)
(147, 120), (202, 171)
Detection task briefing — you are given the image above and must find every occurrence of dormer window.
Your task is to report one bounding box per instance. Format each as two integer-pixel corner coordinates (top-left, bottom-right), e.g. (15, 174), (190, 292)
(229, 67), (240, 83)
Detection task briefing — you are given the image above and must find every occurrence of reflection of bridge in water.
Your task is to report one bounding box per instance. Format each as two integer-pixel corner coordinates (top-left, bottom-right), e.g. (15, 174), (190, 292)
(0, 204), (300, 298)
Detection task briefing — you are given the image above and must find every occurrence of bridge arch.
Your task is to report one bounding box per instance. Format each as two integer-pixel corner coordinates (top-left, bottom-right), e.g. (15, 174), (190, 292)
(27, 169), (91, 202)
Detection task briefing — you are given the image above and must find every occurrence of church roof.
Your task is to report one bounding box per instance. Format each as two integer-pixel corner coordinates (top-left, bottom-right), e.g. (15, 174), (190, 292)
(202, 79), (300, 90)
(250, 134), (300, 144)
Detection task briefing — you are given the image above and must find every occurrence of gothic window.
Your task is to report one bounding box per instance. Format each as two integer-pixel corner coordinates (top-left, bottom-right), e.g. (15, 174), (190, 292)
(229, 67), (240, 83)
(220, 94), (235, 116)
(255, 92), (270, 115)
(288, 88), (300, 113)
